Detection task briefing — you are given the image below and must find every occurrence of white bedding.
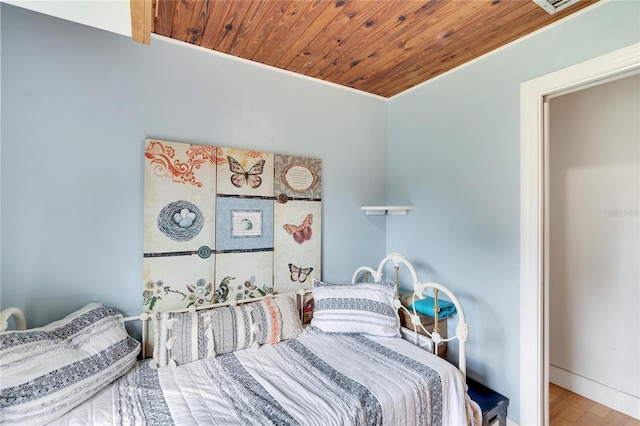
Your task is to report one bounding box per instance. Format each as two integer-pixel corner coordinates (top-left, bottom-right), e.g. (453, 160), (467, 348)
(52, 332), (474, 426)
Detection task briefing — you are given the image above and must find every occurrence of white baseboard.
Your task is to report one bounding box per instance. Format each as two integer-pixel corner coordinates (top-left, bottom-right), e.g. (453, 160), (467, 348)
(550, 365), (639, 420)
(506, 418), (518, 426)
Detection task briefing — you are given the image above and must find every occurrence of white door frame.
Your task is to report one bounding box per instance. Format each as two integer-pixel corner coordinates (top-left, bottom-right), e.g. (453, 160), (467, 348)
(519, 42), (640, 426)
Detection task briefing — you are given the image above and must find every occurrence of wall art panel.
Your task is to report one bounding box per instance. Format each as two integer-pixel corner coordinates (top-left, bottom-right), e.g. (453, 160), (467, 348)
(143, 139), (218, 312)
(273, 154), (322, 293)
(274, 154), (322, 201)
(273, 200), (321, 293)
(143, 253), (215, 311)
(214, 252), (274, 303)
(216, 197), (274, 251)
(143, 140), (217, 253)
(217, 148), (274, 197)
(143, 139), (321, 312)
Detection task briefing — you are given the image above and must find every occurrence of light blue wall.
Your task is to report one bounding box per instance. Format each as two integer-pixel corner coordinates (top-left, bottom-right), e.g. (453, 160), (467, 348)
(0, 5), (3, 325)
(0, 4), (388, 326)
(387, 1), (640, 422)
(3, 1), (640, 421)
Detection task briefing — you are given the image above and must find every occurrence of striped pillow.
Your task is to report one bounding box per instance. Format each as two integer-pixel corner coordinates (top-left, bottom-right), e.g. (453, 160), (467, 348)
(310, 278), (400, 337)
(151, 297), (283, 368)
(0, 303), (140, 426)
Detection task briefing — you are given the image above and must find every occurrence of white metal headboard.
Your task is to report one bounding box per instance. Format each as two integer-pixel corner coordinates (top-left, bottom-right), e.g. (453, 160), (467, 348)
(352, 252), (468, 381)
(0, 307), (26, 331)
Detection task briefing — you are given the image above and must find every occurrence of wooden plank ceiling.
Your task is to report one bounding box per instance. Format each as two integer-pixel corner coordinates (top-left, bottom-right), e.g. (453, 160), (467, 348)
(151, 0), (598, 98)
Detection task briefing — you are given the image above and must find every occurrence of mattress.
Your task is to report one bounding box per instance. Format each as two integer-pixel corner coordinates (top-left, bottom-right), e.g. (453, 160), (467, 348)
(51, 331), (473, 426)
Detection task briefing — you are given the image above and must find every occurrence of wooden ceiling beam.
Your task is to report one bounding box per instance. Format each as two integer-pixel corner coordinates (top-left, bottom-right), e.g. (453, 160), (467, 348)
(131, 0), (153, 45)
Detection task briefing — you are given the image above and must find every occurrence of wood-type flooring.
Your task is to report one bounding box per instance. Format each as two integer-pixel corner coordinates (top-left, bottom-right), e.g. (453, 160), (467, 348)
(549, 383), (639, 425)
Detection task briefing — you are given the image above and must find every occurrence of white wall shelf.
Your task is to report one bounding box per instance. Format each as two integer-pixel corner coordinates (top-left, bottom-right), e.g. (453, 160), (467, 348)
(361, 206), (414, 216)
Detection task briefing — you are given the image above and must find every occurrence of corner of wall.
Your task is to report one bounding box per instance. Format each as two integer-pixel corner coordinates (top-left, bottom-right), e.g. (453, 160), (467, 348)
(0, 2), (4, 296)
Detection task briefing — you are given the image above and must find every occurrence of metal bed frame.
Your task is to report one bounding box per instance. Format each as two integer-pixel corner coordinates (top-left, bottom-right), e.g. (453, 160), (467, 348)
(351, 252), (469, 381)
(0, 253), (468, 382)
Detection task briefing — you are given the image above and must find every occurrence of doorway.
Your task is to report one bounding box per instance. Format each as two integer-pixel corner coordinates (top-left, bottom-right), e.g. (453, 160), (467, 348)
(519, 43), (640, 426)
(547, 74), (639, 421)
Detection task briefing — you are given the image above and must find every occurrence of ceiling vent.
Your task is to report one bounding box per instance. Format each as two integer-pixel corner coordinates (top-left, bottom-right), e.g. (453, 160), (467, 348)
(533, 0), (581, 14)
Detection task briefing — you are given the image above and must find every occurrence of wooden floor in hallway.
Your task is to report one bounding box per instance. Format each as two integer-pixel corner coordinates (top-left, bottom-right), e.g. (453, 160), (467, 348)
(549, 383), (639, 425)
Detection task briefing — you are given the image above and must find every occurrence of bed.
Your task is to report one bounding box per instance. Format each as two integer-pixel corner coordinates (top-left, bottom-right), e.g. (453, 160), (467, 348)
(1, 253), (481, 425)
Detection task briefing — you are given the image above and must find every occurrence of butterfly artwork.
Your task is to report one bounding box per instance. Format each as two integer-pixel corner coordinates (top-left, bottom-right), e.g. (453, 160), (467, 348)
(288, 263), (313, 283)
(283, 213), (313, 244)
(227, 156), (265, 189)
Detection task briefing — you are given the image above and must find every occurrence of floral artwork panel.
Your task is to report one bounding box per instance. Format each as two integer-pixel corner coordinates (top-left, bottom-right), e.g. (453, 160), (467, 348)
(274, 200), (321, 293)
(217, 148), (274, 197)
(274, 155), (322, 201)
(143, 255), (215, 312)
(143, 139), (217, 254)
(216, 197), (274, 251)
(214, 252), (274, 304)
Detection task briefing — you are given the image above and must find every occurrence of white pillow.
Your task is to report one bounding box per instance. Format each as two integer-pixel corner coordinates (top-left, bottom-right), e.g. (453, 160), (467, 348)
(0, 303), (140, 426)
(273, 292), (303, 340)
(309, 278), (400, 337)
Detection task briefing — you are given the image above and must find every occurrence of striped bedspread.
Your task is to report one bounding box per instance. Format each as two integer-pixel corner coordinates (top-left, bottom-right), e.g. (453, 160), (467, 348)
(52, 332), (472, 426)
